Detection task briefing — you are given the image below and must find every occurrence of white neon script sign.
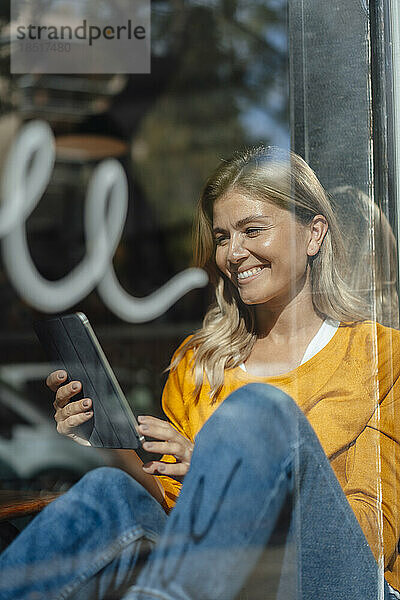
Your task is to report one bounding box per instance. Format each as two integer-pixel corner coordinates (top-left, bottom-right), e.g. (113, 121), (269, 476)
(0, 120), (208, 322)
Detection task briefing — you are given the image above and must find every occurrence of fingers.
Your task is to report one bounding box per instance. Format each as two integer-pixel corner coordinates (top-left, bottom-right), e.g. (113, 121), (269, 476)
(142, 461), (189, 476)
(142, 440), (183, 456)
(54, 381), (83, 409)
(46, 370), (67, 392)
(56, 409), (93, 436)
(137, 415), (180, 441)
(138, 415), (194, 477)
(54, 393), (92, 439)
(54, 398), (92, 422)
(48, 372), (93, 443)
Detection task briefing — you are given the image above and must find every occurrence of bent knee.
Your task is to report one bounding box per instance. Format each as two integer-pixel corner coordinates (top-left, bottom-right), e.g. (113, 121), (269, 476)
(74, 467), (148, 502)
(233, 382), (294, 403)
(79, 466), (130, 488)
(52, 467), (166, 537)
(198, 383), (301, 442)
(222, 383), (299, 418)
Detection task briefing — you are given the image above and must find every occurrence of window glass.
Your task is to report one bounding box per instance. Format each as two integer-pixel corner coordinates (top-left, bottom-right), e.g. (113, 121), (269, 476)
(0, 0), (289, 483)
(1, 1), (400, 596)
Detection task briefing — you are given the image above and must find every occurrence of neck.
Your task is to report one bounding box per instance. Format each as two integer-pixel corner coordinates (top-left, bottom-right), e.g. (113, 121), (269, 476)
(254, 275), (324, 343)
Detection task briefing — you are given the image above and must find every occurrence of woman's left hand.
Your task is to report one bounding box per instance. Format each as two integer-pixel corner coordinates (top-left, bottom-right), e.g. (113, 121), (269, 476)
(137, 415), (194, 478)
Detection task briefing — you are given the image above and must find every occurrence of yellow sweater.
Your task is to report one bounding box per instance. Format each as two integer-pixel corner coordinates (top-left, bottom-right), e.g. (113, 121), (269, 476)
(157, 321), (400, 590)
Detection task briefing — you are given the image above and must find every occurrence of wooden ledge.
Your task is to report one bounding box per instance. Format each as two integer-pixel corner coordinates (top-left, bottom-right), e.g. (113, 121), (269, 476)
(55, 134), (128, 163)
(0, 490), (62, 521)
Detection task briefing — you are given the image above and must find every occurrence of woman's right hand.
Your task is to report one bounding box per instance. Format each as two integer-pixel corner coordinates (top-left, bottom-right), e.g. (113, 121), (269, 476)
(46, 370), (93, 446)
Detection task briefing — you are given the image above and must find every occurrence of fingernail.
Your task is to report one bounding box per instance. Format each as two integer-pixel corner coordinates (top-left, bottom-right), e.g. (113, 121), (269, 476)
(72, 382), (79, 390)
(83, 399), (90, 407)
(138, 415), (146, 422)
(58, 372), (65, 380)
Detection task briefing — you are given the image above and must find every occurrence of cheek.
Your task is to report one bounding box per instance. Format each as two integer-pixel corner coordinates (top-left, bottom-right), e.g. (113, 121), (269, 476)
(215, 247), (226, 273)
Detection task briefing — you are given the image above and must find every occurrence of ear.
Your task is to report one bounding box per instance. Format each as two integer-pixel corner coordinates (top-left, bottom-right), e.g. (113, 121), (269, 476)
(307, 215), (328, 257)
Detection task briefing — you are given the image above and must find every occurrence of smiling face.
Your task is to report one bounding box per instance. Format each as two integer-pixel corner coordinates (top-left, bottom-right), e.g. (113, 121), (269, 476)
(212, 189), (322, 310)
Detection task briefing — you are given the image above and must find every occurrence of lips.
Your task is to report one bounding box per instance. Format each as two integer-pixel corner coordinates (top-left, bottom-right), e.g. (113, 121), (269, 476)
(237, 266), (262, 280)
(234, 265), (267, 284)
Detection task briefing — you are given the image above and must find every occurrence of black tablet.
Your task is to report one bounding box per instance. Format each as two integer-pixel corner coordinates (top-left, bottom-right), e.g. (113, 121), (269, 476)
(34, 312), (144, 449)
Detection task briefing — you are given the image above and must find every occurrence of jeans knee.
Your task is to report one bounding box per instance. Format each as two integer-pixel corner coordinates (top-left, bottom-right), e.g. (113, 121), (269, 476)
(72, 467), (148, 506)
(62, 467), (165, 532)
(222, 383), (298, 421)
(231, 382), (295, 407)
(198, 383), (301, 445)
(78, 466), (129, 490)
(39, 467), (166, 553)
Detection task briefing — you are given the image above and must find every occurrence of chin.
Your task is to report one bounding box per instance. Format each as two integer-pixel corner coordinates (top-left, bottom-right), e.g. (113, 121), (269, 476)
(239, 293), (271, 306)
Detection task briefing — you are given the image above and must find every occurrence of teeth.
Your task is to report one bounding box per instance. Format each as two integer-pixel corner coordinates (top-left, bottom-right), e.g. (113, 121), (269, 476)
(237, 266), (263, 280)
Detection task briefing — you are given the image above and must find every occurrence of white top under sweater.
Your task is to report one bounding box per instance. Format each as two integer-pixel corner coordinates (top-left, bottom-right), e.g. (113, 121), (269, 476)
(238, 318), (340, 372)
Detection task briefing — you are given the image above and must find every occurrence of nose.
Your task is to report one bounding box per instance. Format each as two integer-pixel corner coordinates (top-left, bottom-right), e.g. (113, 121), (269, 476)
(226, 232), (249, 265)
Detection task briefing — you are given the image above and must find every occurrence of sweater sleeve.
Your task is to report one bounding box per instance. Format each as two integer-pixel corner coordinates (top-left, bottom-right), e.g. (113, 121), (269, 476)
(343, 374), (400, 570)
(156, 337), (194, 512)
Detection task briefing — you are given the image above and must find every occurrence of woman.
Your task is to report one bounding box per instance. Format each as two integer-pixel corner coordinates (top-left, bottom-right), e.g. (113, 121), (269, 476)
(0, 146), (399, 600)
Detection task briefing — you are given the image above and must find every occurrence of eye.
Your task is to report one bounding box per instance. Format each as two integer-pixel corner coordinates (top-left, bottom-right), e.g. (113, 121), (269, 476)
(214, 235), (229, 246)
(245, 227), (264, 237)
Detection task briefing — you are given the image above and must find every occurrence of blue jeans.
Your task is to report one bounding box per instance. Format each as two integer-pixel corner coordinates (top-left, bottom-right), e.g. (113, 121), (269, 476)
(0, 384), (395, 599)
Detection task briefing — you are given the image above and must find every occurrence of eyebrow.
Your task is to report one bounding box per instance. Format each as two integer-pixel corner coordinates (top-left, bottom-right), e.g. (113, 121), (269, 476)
(213, 214), (271, 233)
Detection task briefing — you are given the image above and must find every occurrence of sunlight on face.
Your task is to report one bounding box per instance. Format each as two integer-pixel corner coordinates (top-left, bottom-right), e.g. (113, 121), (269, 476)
(212, 190), (314, 309)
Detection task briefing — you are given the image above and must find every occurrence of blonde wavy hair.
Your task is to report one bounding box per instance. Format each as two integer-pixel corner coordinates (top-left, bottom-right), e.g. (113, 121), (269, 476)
(329, 186), (399, 329)
(169, 145), (372, 402)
